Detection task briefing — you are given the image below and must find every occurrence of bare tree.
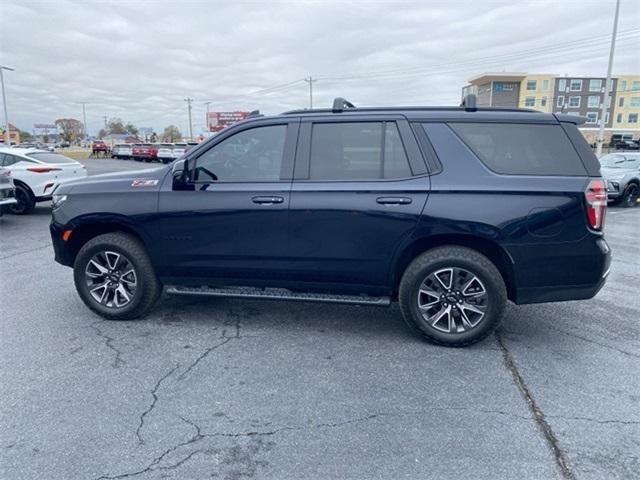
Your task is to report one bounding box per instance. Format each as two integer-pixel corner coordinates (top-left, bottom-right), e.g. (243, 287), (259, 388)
(161, 125), (182, 142)
(54, 118), (84, 143)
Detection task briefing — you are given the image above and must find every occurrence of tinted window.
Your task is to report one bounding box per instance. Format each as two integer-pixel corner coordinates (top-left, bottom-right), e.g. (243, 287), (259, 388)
(3, 154), (20, 166)
(27, 152), (76, 164)
(195, 125), (286, 182)
(449, 123), (586, 176)
(309, 122), (411, 180)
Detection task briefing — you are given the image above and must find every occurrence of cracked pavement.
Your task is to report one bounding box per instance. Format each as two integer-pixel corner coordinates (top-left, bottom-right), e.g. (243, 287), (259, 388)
(1, 158), (639, 479)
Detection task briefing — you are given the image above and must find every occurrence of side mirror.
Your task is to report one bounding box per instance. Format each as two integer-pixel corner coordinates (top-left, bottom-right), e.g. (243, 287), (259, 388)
(172, 159), (193, 191)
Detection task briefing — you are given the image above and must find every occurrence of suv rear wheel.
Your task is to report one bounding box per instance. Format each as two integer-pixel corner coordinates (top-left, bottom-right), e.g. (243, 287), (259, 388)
(622, 183), (639, 208)
(73, 232), (162, 320)
(399, 246), (507, 347)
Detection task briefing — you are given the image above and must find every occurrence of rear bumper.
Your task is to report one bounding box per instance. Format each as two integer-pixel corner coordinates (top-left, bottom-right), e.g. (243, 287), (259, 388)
(510, 236), (611, 305)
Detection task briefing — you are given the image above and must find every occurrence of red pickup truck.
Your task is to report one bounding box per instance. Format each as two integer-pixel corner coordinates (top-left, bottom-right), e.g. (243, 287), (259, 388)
(91, 141), (109, 156)
(131, 143), (158, 162)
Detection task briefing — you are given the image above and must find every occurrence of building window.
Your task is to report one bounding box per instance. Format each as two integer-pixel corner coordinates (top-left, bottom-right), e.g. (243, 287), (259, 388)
(619, 97), (624, 107)
(543, 80), (549, 91)
(526, 80), (537, 90)
(568, 96), (581, 107)
(589, 79), (602, 92)
(605, 113), (609, 124)
(617, 113), (623, 123)
(585, 112), (598, 123)
(557, 95), (565, 108)
(587, 95), (600, 108)
(629, 113), (639, 124)
(558, 79), (567, 91)
(524, 96), (535, 107)
(541, 96), (547, 107)
(630, 97), (640, 107)
(619, 80), (627, 91)
(570, 79), (582, 91)
(633, 81), (640, 91)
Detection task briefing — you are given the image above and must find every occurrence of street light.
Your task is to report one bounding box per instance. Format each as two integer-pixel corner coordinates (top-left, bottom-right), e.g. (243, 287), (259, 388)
(0, 64), (15, 146)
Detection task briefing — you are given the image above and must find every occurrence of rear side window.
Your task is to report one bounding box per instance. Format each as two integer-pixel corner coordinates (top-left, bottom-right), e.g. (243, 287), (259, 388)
(309, 122), (411, 180)
(27, 152), (76, 164)
(448, 123), (586, 176)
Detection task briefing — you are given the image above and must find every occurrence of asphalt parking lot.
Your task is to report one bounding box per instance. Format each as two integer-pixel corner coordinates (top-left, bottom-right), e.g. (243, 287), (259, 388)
(1, 157), (639, 480)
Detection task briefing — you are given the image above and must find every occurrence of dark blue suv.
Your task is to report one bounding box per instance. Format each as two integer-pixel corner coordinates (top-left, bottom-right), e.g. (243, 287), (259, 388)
(50, 96), (611, 346)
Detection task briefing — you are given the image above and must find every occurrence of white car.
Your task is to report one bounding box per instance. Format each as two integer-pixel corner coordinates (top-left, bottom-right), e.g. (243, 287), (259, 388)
(0, 148), (87, 214)
(171, 143), (188, 160)
(0, 167), (17, 216)
(157, 143), (174, 164)
(111, 144), (132, 159)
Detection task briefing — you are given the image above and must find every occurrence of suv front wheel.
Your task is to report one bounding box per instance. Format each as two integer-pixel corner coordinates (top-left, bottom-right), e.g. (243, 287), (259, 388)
(73, 232), (162, 320)
(399, 246), (507, 347)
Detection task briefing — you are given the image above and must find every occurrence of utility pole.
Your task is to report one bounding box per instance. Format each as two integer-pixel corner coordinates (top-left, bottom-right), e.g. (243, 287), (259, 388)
(103, 115), (108, 129)
(597, 0), (621, 158)
(204, 101), (211, 132)
(77, 101), (88, 140)
(0, 64), (14, 145)
(185, 98), (193, 140)
(304, 77), (317, 109)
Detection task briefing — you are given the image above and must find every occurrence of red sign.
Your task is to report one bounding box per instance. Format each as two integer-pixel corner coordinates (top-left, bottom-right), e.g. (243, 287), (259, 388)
(207, 111), (250, 132)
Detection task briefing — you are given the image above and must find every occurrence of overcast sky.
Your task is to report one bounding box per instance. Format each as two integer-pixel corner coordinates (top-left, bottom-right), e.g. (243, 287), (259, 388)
(1, 0), (639, 136)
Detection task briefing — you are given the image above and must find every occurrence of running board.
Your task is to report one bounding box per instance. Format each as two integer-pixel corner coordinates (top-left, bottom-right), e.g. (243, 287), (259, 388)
(165, 285), (391, 306)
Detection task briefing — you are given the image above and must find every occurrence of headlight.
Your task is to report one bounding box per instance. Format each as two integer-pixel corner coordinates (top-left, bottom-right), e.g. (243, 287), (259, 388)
(51, 194), (68, 209)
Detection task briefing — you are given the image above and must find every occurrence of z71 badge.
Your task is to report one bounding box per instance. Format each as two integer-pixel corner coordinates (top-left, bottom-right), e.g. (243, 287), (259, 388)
(131, 179), (159, 187)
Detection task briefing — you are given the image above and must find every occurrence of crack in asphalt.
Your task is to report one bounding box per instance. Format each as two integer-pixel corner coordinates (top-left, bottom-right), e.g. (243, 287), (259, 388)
(545, 415), (640, 426)
(496, 331), (576, 480)
(177, 308), (243, 381)
(97, 406), (530, 480)
(89, 321), (126, 369)
(135, 364), (181, 444)
(0, 243), (52, 260)
(543, 324), (640, 359)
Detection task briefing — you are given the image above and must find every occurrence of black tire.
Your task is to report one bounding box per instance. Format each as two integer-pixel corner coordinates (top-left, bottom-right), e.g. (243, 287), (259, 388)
(398, 246), (507, 347)
(9, 184), (35, 215)
(73, 232), (162, 320)
(621, 183), (639, 208)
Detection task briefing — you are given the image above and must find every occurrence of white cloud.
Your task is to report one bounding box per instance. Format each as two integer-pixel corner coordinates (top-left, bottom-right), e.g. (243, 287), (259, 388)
(0, 0), (638, 135)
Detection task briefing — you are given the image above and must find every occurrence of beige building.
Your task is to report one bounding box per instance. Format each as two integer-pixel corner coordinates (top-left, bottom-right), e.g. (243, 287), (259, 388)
(517, 74), (555, 112)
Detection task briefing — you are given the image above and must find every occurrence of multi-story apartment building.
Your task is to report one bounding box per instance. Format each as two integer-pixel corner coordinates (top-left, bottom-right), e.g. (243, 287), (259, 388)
(462, 72), (640, 144)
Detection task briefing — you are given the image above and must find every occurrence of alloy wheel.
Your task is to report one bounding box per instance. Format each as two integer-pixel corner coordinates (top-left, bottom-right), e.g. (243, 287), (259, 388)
(85, 251), (137, 308)
(417, 267), (488, 334)
(625, 184), (639, 207)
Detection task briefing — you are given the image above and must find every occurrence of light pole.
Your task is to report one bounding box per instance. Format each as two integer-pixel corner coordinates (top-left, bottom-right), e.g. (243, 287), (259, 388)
(0, 64), (14, 145)
(204, 101), (211, 133)
(77, 102), (89, 141)
(185, 98), (193, 140)
(597, 0), (621, 158)
(304, 77), (316, 109)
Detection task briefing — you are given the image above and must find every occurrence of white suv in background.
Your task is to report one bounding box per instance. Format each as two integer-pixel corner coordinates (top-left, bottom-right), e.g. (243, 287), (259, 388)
(111, 144), (132, 159)
(157, 144), (174, 164)
(171, 143), (188, 160)
(0, 148), (87, 214)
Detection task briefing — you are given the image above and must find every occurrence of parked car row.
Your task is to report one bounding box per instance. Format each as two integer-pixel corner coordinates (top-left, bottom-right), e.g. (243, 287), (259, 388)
(111, 142), (197, 163)
(0, 147), (87, 214)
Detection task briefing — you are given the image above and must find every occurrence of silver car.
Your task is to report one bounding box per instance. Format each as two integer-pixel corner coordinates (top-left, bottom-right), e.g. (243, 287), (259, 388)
(111, 144), (132, 159)
(600, 153), (640, 207)
(0, 167), (17, 216)
(157, 143), (174, 164)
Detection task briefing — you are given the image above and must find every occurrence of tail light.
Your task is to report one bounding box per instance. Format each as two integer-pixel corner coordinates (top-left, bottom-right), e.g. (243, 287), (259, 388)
(584, 179), (607, 230)
(27, 166), (61, 173)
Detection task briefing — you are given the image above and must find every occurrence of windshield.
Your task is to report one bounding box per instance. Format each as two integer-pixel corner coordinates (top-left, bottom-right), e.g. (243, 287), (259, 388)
(27, 152), (77, 164)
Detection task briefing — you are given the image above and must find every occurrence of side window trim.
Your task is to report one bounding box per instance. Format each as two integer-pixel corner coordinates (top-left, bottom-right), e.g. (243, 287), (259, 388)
(411, 122), (442, 175)
(190, 121), (297, 184)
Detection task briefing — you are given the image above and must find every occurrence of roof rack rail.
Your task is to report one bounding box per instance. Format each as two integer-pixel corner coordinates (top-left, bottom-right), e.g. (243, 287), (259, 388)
(332, 97), (356, 113)
(460, 93), (477, 112)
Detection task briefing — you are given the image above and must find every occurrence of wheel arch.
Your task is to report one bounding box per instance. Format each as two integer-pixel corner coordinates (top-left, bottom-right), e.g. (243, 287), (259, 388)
(65, 219), (150, 266)
(12, 179), (35, 198)
(392, 234), (516, 301)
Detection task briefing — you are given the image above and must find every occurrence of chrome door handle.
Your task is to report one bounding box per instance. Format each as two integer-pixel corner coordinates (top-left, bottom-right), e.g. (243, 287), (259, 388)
(376, 197), (412, 205)
(252, 196), (284, 205)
